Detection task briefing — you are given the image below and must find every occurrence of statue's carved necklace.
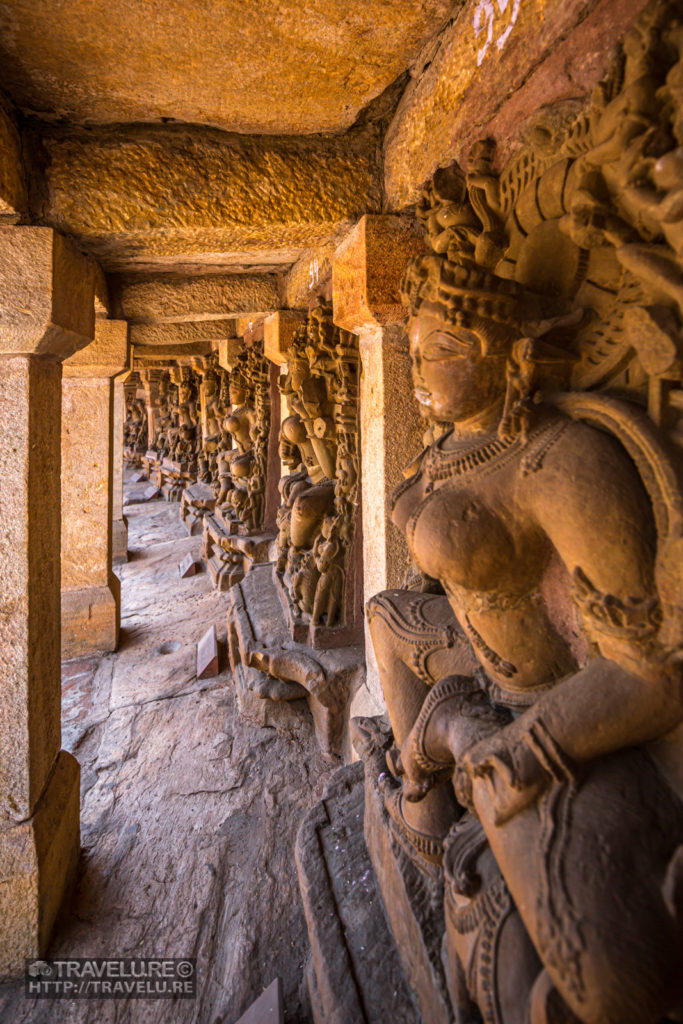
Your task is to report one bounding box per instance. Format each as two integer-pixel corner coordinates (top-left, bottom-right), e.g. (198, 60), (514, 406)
(420, 417), (569, 491)
(422, 431), (517, 488)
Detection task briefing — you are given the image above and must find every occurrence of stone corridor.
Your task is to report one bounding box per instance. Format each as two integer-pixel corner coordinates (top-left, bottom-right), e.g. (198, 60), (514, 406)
(0, 474), (336, 1024)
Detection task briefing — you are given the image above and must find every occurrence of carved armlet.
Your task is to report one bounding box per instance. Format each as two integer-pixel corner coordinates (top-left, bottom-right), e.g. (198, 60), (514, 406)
(572, 567), (663, 640)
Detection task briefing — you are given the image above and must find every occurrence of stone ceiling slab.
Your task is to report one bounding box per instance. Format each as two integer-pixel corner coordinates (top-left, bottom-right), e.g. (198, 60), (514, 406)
(0, 0), (452, 134)
(31, 124), (383, 273)
(116, 273), (280, 324)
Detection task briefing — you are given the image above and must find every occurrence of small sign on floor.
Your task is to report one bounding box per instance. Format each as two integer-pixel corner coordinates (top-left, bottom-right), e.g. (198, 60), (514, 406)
(197, 624), (219, 679)
(178, 553), (199, 578)
(232, 978), (283, 1024)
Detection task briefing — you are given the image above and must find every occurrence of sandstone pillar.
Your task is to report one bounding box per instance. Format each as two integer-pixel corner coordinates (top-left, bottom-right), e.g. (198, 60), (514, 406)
(333, 216), (425, 710)
(0, 226), (94, 977)
(112, 375), (129, 563)
(61, 319), (129, 659)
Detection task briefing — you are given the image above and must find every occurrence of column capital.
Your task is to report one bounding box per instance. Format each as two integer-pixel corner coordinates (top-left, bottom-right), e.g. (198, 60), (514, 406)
(217, 337), (245, 371)
(63, 318), (129, 379)
(0, 227), (95, 357)
(332, 215), (426, 334)
(263, 309), (307, 365)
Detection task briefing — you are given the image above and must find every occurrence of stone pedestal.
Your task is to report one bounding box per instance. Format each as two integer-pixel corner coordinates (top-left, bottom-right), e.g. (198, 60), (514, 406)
(333, 216), (425, 710)
(0, 226), (94, 978)
(61, 319), (128, 659)
(112, 378), (129, 563)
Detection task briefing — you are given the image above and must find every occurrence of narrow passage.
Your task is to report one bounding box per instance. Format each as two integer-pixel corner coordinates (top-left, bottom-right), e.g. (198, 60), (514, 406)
(0, 473), (337, 1024)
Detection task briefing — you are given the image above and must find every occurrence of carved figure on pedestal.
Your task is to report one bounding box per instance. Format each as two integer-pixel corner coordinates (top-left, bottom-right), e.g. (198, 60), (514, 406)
(275, 306), (360, 629)
(217, 363), (257, 524)
(124, 388), (148, 463)
(366, 12), (683, 1022)
(180, 363), (228, 533)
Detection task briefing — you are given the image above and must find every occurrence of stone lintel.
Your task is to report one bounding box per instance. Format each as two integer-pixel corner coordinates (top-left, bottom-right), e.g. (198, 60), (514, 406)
(281, 241), (338, 310)
(63, 318), (129, 379)
(35, 124), (382, 273)
(333, 215), (425, 334)
(242, 318), (265, 347)
(0, 98), (27, 222)
(264, 310), (307, 366)
(130, 319), (237, 347)
(0, 227), (95, 357)
(117, 273), (281, 324)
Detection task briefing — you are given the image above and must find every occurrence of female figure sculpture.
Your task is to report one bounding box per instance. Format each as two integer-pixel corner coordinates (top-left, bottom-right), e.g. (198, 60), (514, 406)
(368, 18), (683, 1015)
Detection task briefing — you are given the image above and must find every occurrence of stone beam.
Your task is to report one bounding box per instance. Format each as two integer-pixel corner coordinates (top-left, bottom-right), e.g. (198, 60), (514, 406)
(384, 0), (650, 207)
(117, 274), (279, 324)
(129, 320), (237, 346)
(264, 310), (307, 366)
(32, 123), (383, 272)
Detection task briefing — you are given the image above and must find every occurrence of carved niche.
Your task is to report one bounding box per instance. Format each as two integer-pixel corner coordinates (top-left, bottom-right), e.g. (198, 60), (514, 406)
(179, 355), (230, 534)
(201, 340), (272, 587)
(276, 300), (361, 637)
(302, 7), (683, 1024)
(123, 372), (147, 465)
(223, 301), (365, 760)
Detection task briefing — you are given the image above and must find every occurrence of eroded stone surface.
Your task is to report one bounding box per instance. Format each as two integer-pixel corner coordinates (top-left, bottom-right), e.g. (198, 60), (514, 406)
(118, 274), (281, 324)
(34, 125), (383, 273)
(0, 480), (338, 1022)
(384, 0), (650, 207)
(0, 0), (451, 135)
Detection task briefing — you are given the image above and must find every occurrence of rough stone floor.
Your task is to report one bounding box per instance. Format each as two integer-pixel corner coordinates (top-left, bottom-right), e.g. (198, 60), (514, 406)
(0, 473), (338, 1024)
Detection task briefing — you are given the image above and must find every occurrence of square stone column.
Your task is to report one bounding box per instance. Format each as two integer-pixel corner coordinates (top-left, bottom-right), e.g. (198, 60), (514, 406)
(333, 216), (426, 712)
(0, 226), (95, 978)
(61, 319), (129, 659)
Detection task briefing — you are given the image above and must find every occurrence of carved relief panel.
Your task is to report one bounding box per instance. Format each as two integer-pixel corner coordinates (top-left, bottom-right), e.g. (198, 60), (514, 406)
(359, 7), (683, 1023)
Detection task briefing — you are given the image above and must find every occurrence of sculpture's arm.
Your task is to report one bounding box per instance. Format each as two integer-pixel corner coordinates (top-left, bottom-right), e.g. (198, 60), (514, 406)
(398, 419), (682, 816)
(461, 422), (682, 819)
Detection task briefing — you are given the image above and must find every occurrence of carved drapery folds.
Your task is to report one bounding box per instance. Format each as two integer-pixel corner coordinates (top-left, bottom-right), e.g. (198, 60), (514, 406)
(276, 300), (360, 631)
(351, 7), (683, 1024)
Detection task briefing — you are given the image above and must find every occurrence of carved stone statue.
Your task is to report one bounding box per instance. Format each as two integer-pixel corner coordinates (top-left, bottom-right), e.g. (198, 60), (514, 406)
(363, 11), (683, 1022)
(275, 304), (359, 631)
(201, 343), (272, 587)
(180, 360), (227, 534)
(123, 379), (147, 465)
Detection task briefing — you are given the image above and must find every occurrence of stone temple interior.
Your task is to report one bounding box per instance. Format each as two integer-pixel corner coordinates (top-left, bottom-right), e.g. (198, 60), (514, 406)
(0, 0), (683, 1021)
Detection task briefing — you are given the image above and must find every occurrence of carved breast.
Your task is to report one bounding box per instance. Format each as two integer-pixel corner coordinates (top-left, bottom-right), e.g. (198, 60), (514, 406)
(393, 464), (548, 599)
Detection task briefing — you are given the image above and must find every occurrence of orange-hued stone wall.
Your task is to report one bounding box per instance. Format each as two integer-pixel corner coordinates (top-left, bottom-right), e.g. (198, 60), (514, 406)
(384, 0), (651, 207)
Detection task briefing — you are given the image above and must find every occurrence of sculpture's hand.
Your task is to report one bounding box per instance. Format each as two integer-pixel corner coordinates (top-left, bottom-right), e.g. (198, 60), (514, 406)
(462, 727), (552, 825)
